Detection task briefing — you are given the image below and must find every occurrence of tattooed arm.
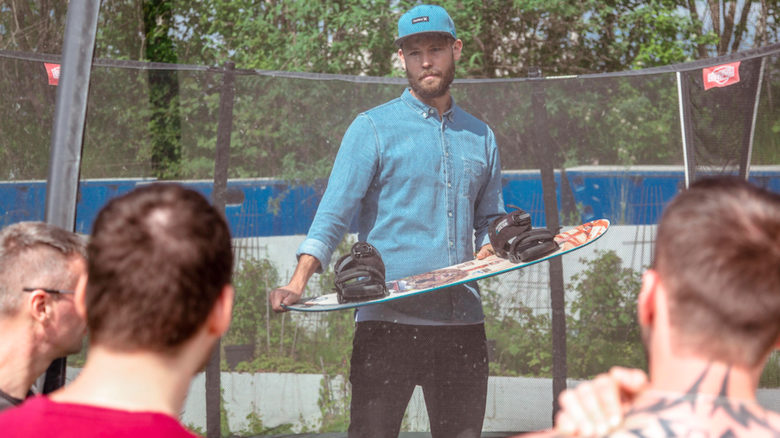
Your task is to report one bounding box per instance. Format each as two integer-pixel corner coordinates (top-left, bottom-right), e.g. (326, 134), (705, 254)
(620, 365), (780, 438)
(529, 365), (780, 438)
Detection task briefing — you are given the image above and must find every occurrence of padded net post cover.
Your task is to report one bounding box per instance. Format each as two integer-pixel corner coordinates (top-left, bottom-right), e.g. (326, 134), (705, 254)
(334, 241), (389, 304)
(488, 206), (532, 258)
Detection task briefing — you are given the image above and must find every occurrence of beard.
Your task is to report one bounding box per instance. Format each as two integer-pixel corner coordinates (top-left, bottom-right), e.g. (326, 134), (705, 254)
(406, 60), (456, 100)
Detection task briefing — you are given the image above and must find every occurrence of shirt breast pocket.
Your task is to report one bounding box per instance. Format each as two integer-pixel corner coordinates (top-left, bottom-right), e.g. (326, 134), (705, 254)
(461, 157), (487, 199)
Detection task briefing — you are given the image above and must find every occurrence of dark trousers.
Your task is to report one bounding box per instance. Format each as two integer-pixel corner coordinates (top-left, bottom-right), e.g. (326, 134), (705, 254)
(348, 321), (489, 438)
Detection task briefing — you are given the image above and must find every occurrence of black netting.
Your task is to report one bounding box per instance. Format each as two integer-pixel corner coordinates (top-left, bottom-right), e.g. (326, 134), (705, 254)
(683, 56), (765, 178)
(1, 42), (779, 435)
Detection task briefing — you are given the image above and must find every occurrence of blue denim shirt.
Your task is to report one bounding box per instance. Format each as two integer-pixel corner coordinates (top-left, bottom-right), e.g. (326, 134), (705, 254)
(298, 88), (506, 325)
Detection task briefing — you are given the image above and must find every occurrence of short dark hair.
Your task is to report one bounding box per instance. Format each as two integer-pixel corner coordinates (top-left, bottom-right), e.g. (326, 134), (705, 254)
(86, 183), (233, 351)
(655, 177), (780, 366)
(0, 222), (86, 315)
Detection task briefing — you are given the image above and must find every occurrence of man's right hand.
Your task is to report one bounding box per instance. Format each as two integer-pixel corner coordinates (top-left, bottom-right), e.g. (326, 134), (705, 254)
(554, 366), (649, 437)
(268, 253), (321, 313)
(269, 286), (302, 313)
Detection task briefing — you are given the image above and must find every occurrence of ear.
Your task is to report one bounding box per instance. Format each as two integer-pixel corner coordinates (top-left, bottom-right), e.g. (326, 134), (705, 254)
(208, 285), (234, 337)
(397, 48), (406, 70)
(452, 38), (463, 62)
(28, 290), (49, 323)
(638, 269), (660, 328)
(74, 272), (89, 320)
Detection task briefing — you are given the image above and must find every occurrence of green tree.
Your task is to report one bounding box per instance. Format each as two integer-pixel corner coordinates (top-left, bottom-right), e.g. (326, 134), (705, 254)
(174, 0), (398, 75)
(5, 2), (778, 73)
(3, 1), (778, 182)
(683, 0), (774, 56)
(0, 2), (66, 179)
(143, 0), (183, 178)
(0, 1), (67, 52)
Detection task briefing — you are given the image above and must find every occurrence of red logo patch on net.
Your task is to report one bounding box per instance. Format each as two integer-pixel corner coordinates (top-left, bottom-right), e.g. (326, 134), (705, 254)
(702, 61), (741, 90)
(44, 63), (61, 86)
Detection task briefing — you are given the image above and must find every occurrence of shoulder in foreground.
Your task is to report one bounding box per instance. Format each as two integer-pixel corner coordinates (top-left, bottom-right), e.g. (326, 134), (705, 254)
(509, 407), (780, 438)
(0, 398), (42, 435)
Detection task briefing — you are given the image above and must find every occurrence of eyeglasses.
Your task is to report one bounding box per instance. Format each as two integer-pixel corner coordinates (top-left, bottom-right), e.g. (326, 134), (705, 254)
(22, 287), (75, 295)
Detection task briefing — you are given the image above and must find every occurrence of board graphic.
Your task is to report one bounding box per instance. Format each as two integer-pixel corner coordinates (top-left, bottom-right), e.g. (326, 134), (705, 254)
(284, 219), (610, 312)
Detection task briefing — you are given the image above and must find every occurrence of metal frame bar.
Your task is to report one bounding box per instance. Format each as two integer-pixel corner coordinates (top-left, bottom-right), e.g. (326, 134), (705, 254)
(676, 71), (693, 189)
(42, 0), (100, 394)
(742, 57), (766, 180)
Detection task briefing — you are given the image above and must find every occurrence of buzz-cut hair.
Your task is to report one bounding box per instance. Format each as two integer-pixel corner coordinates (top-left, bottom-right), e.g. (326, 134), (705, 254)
(0, 222), (86, 315)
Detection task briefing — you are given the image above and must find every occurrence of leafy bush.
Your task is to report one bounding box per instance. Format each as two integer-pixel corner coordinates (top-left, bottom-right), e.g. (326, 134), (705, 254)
(483, 277), (553, 377)
(760, 351), (780, 388)
(222, 240), (355, 378)
(223, 257), (280, 348)
(484, 250), (646, 379)
(566, 250), (646, 378)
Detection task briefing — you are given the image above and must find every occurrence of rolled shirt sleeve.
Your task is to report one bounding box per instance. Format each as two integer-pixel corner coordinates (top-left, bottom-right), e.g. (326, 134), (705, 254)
(297, 115), (379, 272)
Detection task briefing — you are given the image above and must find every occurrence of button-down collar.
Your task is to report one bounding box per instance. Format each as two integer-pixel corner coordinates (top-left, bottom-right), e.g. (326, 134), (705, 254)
(401, 88), (456, 122)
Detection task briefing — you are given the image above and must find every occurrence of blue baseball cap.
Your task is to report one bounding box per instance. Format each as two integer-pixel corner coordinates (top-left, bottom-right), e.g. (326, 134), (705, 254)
(395, 4), (457, 47)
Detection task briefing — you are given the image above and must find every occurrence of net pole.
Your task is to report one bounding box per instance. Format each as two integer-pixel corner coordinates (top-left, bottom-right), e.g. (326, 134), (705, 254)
(42, 0), (100, 394)
(741, 57), (766, 180)
(207, 61), (236, 438)
(529, 68), (567, 423)
(676, 71), (694, 189)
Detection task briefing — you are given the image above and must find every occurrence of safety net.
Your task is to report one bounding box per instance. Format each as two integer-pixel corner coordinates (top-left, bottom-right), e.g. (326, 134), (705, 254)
(1, 40), (779, 436)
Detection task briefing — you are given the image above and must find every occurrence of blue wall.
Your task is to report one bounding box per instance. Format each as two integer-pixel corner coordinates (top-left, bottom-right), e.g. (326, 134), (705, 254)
(2, 168), (778, 237)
